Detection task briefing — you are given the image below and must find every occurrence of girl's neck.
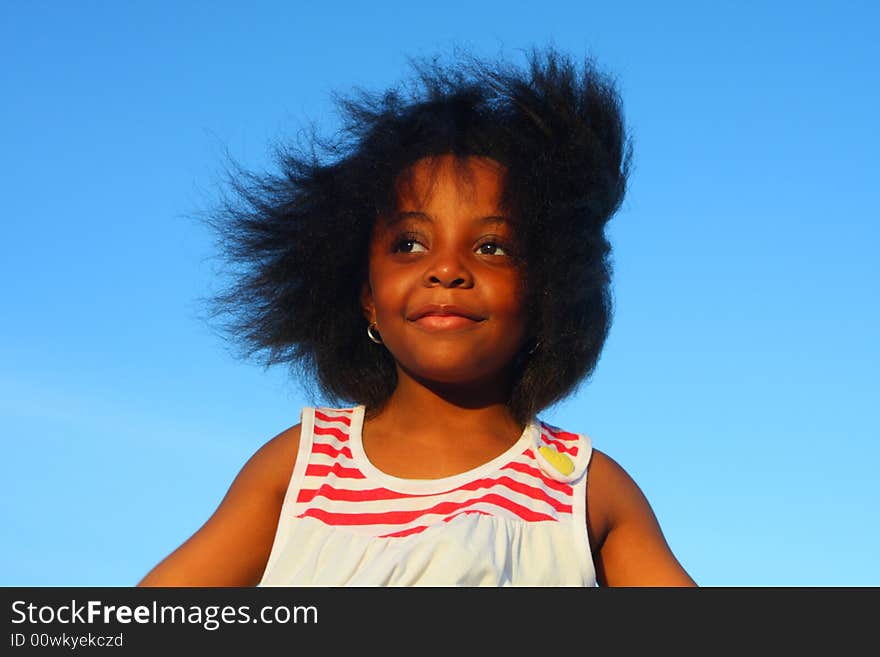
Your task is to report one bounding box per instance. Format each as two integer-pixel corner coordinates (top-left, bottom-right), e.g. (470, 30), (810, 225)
(366, 365), (524, 440)
(359, 365), (527, 479)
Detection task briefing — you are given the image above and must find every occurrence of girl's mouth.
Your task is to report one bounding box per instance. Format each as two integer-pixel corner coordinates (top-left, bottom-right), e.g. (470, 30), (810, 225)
(406, 303), (486, 331)
(410, 314), (484, 331)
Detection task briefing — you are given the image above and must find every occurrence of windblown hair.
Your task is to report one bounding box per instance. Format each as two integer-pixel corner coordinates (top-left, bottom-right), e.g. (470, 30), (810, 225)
(204, 46), (631, 425)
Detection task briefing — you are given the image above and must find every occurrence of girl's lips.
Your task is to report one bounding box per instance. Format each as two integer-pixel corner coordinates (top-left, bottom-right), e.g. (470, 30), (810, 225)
(407, 304), (484, 321)
(410, 315), (483, 331)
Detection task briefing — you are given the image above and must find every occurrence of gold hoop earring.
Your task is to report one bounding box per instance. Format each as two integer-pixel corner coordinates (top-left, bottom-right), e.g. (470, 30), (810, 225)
(367, 322), (383, 344)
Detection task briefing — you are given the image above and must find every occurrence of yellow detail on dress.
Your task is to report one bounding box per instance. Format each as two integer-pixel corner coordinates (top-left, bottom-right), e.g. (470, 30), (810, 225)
(538, 446), (574, 476)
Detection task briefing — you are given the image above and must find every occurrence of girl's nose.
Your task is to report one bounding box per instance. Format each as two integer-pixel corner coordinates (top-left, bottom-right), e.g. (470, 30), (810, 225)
(422, 250), (474, 288)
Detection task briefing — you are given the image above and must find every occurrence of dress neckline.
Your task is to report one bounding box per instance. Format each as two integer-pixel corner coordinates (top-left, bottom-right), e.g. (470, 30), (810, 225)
(347, 404), (539, 494)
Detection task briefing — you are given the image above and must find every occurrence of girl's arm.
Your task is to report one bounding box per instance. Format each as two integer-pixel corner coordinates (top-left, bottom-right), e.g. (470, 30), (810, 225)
(587, 449), (697, 587)
(137, 424), (301, 587)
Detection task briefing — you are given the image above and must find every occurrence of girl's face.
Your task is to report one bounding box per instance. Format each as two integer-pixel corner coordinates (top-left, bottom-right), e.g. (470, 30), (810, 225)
(361, 155), (528, 388)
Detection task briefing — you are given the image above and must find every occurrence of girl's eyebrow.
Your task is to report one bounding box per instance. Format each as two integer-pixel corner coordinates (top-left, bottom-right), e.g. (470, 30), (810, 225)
(388, 211), (509, 226)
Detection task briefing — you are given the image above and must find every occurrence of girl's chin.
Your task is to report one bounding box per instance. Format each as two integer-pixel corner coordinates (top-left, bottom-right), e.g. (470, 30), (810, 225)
(396, 361), (512, 389)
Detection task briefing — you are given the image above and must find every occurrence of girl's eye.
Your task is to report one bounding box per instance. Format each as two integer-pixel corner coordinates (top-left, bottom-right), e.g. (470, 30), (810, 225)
(392, 237), (427, 254)
(476, 241), (508, 256)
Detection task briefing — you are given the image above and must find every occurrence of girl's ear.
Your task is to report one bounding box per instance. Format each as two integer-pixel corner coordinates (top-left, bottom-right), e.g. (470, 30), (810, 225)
(360, 279), (375, 323)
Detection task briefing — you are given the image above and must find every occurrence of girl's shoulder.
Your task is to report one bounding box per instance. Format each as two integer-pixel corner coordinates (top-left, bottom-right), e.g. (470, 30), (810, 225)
(584, 447), (629, 542)
(583, 447), (697, 586)
(137, 421), (304, 586)
(263, 422), (303, 502)
(585, 446), (665, 534)
(203, 419), (304, 524)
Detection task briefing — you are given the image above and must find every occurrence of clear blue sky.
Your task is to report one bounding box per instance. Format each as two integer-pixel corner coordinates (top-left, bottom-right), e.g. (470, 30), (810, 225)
(2, 1), (877, 586)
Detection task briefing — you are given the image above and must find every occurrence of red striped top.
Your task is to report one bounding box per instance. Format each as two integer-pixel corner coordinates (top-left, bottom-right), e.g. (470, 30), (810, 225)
(290, 406), (588, 539)
(259, 405), (596, 586)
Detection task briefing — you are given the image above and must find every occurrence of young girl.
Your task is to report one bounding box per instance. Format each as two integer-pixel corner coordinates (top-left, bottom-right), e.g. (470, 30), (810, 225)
(139, 47), (695, 587)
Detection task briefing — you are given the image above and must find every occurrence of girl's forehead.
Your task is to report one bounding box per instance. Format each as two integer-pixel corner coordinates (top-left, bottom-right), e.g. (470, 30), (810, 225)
(392, 155), (507, 211)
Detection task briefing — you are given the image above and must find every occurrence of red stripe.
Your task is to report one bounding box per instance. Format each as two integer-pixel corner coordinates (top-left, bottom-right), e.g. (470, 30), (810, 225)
(378, 510), (493, 538)
(311, 441), (353, 460)
(501, 458), (573, 495)
(297, 484), (413, 504)
(313, 424), (350, 442)
(542, 424), (580, 441)
(300, 452), (573, 497)
(304, 463), (366, 479)
(377, 524), (430, 539)
(296, 489), (317, 504)
(314, 408), (352, 426)
(458, 475), (571, 513)
(540, 433), (579, 456)
(297, 475), (570, 513)
(297, 492), (558, 526)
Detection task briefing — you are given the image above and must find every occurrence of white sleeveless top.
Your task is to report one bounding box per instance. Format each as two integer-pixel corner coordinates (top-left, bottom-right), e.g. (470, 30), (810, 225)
(258, 405), (596, 586)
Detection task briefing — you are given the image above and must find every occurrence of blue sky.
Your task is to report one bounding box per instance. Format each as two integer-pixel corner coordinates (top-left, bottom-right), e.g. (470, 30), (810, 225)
(2, 1), (877, 586)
